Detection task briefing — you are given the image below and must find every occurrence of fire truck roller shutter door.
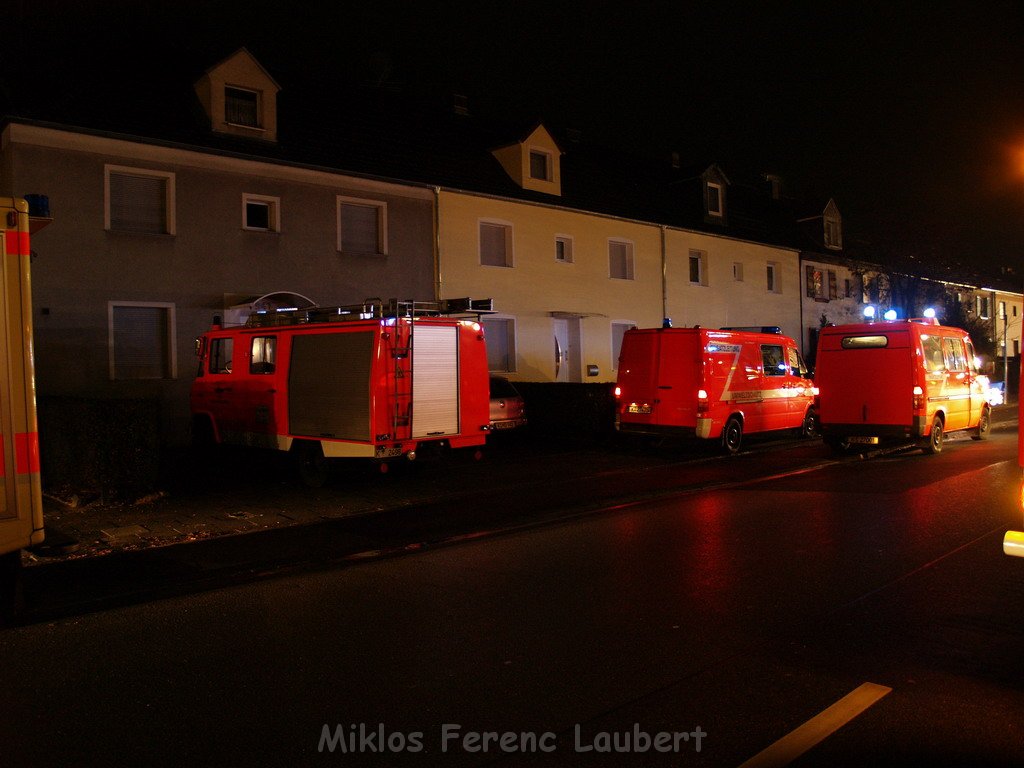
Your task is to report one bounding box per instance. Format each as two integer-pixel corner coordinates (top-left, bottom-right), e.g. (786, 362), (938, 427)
(412, 325), (459, 438)
(288, 331), (374, 440)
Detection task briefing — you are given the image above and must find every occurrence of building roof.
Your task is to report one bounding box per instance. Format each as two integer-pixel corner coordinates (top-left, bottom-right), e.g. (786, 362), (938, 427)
(1, 42), (815, 252)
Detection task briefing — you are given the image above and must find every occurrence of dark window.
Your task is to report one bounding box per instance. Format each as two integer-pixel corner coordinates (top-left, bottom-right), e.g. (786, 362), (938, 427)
(529, 151), (550, 180)
(209, 337), (234, 374)
(245, 201), (270, 230)
(225, 87), (259, 127)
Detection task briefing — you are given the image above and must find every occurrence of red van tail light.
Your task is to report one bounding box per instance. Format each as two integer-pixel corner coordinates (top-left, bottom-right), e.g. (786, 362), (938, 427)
(912, 385), (924, 411)
(614, 386), (622, 398)
(697, 388), (709, 414)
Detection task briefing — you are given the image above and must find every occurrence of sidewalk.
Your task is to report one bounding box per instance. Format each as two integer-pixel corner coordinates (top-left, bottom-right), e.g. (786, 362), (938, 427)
(25, 404), (1020, 567)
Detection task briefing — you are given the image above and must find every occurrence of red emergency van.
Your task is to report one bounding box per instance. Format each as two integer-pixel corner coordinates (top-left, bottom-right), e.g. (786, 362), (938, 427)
(815, 317), (991, 454)
(615, 326), (817, 454)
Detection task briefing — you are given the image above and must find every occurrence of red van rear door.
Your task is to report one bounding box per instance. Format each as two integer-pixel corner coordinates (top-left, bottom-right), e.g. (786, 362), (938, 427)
(818, 330), (913, 426)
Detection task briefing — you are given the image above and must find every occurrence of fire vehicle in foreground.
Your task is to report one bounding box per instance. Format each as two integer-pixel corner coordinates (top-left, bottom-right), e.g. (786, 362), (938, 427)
(815, 317), (991, 455)
(1003, 356), (1023, 558)
(0, 198), (44, 621)
(614, 326), (817, 454)
(191, 298), (492, 486)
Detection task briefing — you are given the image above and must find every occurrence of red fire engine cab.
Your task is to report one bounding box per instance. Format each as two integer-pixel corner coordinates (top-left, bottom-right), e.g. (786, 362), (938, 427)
(615, 325), (817, 454)
(190, 298), (493, 485)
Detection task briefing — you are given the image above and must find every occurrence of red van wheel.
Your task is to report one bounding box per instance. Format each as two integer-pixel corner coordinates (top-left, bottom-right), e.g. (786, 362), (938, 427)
(722, 417), (743, 455)
(971, 407), (991, 440)
(801, 408), (820, 439)
(924, 416), (944, 455)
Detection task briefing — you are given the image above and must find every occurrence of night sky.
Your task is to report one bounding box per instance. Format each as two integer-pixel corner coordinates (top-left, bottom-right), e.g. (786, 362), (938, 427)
(12, 1), (1024, 278)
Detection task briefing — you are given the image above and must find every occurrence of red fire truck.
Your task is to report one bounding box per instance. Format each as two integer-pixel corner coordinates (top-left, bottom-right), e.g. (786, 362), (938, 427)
(0, 198), (45, 621)
(815, 318), (991, 454)
(190, 298), (493, 485)
(615, 326), (817, 454)
(1003, 355), (1023, 558)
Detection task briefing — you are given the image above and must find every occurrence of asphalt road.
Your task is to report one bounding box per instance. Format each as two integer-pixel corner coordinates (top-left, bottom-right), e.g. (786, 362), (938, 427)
(0, 426), (1020, 767)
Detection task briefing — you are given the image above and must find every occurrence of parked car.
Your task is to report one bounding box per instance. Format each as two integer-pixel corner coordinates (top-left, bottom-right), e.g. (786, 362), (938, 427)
(489, 376), (527, 432)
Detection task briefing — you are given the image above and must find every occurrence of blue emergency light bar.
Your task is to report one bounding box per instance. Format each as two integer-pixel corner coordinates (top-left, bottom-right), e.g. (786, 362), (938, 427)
(719, 326), (782, 334)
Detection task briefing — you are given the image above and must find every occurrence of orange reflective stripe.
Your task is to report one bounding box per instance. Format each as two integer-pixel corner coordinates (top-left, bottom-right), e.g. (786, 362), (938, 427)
(4, 230), (29, 256)
(16, 431), (39, 474)
(0, 432), (41, 476)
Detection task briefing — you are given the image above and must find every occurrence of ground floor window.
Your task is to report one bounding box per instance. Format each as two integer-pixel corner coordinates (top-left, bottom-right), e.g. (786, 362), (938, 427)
(482, 317), (516, 372)
(108, 302), (176, 380)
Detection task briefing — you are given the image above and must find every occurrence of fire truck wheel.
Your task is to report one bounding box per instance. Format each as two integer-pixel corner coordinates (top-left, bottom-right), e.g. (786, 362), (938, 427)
(293, 440), (329, 487)
(924, 416), (945, 455)
(971, 406), (991, 440)
(722, 417), (743, 455)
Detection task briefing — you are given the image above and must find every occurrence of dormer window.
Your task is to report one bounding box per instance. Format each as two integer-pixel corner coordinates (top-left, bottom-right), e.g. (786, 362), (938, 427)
(529, 150), (551, 181)
(225, 86), (260, 128)
(490, 124), (562, 196)
(194, 48), (280, 142)
(700, 165), (729, 224)
(823, 199), (843, 250)
(824, 215), (842, 249)
(706, 182), (723, 217)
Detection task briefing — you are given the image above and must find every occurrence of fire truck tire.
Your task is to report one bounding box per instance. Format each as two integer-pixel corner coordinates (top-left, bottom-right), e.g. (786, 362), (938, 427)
(971, 406), (991, 440)
(722, 416), (743, 455)
(293, 440), (329, 487)
(923, 416), (944, 455)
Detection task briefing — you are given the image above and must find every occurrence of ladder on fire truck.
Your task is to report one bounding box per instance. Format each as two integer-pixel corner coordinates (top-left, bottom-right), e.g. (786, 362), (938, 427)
(245, 297), (493, 442)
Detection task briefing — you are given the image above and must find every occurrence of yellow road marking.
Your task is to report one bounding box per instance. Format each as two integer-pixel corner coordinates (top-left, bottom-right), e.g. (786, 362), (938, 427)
(738, 682), (892, 768)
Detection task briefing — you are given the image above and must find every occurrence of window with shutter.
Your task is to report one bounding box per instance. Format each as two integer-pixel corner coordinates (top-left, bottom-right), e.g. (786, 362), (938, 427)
(479, 222), (512, 267)
(109, 303), (175, 379)
(688, 250), (707, 286)
(337, 198), (386, 254)
(529, 150), (550, 180)
(609, 240), (634, 280)
(107, 168), (174, 234)
(225, 86), (260, 127)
